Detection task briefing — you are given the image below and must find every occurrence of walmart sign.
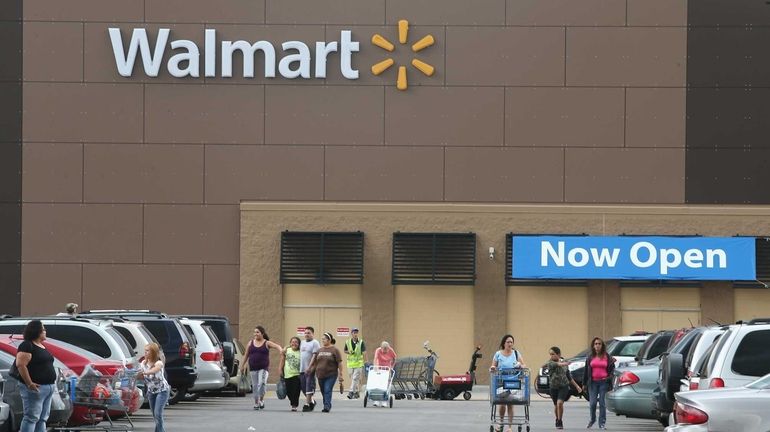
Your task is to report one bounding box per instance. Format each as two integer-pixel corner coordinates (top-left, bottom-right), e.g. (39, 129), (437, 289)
(511, 236), (756, 280)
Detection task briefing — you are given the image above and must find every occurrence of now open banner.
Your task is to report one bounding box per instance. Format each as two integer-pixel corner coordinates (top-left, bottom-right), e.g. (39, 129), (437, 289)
(511, 236), (756, 280)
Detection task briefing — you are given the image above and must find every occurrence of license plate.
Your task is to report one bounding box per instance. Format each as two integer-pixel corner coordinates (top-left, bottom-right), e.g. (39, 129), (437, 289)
(538, 377), (548, 386)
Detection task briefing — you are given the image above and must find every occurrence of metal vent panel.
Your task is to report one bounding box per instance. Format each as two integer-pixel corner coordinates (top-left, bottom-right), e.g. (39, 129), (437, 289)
(392, 233), (476, 285)
(280, 232), (364, 284)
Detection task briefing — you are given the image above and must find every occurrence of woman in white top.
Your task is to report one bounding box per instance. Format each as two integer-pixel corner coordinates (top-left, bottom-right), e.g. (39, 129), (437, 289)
(489, 334), (526, 432)
(138, 343), (170, 432)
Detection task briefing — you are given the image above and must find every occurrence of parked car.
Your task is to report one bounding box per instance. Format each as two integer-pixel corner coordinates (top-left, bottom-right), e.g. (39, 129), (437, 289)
(680, 327), (728, 392)
(0, 374), (10, 432)
(228, 338), (248, 396)
(696, 318), (770, 390)
(664, 372), (770, 432)
(621, 330), (675, 367)
(110, 320), (159, 361)
(179, 319), (227, 395)
(174, 315), (237, 380)
(607, 360), (665, 424)
(0, 350), (73, 431)
(79, 310), (197, 405)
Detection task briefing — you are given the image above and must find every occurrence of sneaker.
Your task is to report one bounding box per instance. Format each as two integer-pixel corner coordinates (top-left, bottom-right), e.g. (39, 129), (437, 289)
(347, 392), (354, 399)
(253, 405), (259, 410)
(557, 419), (563, 429)
(599, 425), (606, 430)
(321, 408), (329, 413)
(354, 392), (360, 399)
(587, 421), (595, 429)
(301, 405), (311, 412)
(291, 407), (297, 412)
(259, 401), (265, 410)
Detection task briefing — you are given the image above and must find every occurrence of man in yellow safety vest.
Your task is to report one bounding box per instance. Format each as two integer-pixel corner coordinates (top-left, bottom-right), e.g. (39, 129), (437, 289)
(343, 328), (367, 399)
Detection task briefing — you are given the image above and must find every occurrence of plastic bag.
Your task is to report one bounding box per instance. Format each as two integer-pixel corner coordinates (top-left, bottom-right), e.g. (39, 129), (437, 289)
(276, 377), (287, 400)
(238, 371), (252, 394)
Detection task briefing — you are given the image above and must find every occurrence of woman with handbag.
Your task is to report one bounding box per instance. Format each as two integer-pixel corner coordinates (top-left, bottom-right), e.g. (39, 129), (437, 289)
(13, 320), (57, 432)
(240, 325), (282, 410)
(279, 336), (302, 411)
(583, 337), (615, 430)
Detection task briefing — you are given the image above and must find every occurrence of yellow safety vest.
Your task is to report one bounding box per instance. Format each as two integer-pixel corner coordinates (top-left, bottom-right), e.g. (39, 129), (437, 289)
(345, 338), (364, 369)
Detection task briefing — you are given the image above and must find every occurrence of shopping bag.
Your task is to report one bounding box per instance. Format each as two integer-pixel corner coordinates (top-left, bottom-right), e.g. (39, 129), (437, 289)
(238, 372), (252, 394)
(276, 377), (287, 400)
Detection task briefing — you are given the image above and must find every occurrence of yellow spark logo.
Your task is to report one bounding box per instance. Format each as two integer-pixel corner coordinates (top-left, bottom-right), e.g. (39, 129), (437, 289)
(371, 19), (435, 91)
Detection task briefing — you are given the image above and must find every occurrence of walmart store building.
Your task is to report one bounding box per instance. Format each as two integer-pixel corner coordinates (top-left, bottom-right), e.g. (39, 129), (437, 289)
(3, 0), (770, 380)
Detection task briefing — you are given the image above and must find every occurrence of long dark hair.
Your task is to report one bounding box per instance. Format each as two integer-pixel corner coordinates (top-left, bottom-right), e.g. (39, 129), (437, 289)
(255, 325), (269, 341)
(499, 334), (514, 350)
(590, 337), (607, 358)
(288, 336), (301, 350)
(322, 332), (336, 345)
(23, 320), (44, 342)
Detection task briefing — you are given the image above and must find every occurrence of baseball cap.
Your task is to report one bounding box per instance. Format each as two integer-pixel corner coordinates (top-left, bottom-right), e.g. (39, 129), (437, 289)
(351, 328), (359, 332)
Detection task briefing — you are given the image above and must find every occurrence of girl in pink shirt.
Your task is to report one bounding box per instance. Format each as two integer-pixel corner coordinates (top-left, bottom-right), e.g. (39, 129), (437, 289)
(582, 337), (615, 430)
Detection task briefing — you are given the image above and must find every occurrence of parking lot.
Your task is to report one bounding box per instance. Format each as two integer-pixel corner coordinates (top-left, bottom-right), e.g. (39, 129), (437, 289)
(124, 392), (664, 432)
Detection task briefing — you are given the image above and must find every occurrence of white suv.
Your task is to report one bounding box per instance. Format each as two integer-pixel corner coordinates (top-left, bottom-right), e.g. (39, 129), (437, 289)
(179, 319), (227, 393)
(698, 319), (770, 389)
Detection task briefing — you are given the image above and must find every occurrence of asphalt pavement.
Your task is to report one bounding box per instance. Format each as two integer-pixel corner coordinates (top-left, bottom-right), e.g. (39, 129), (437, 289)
(122, 389), (666, 432)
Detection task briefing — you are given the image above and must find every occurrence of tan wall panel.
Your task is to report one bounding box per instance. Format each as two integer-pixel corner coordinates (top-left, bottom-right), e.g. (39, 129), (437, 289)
(626, 88), (686, 148)
(735, 289), (770, 322)
(203, 264), (240, 324)
(506, 0), (626, 26)
(621, 287), (701, 334)
(567, 28), (686, 86)
(446, 27), (564, 86)
(444, 147), (564, 202)
(21, 264), (82, 315)
(205, 145), (324, 204)
(324, 146), (444, 201)
(627, 0), (688, 27)
(145, 0), (265, 24)
(622, 287), (700, 309)
(265, 0), (384, 25)
(284, 284), (362, 307)
(622, 311), (702, 335)
(387, 0), (505, 25)
(23, 83), (143, 143)
(505, 87), (624, 148)
(143, 204), (239, 264)
(602, 214), (770, 237)
(24, 22), (83, 82)
(24, 0), (144, 22)
(265, 86), (383, 145)
(385, 87), (504, 146)
(84, 144), (204, 204)
(395, 285), (474, 377)
(145, 84), (263, 144)
(507, 285), (589, 365)
(83, 264), (203, 314)
(22, 203), (142, 263)
(701, 282), (733, 326)
(565, 148), (685, 203)
(22, 143), (82, 203)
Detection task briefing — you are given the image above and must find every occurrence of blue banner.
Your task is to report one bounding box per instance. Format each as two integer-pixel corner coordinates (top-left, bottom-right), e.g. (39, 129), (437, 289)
(511, 236), (756, 280)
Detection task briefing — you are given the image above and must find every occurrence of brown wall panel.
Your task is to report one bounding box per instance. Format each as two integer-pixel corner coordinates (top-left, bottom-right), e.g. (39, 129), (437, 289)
(21, 264), (82, 315)
(145, 84), (263, 144)
(83, 264), (203, 314)
(444, 147), (564, 202)
(506, 0), (625, 26)
(505, 87), (624, 147)
(23, 83), (143, 143)
(324, 146), (443, 201)
(84, 144), (204, 204)
(0, 23), (22, 82)
(203, 264), (239, 322)
(265, 0), (384, 25)
(24, 0), (144, 22)
(385, 87), (504, 146)
(387, 0), (505, 25)
(627, 0), (687, 26)
(145, 0), (265, 24)
(24, 22), (83, 82)
(85, 23), (205, 83)
(23, 143), (83, 203)
(446, 27), (564, 86)
(567, 27), (686, 86)
(0, 145), (22, 202)
(565, 148), (685, 203)
(143, 204), (239, 264)
(265, 86), (383, 145)
(22, 203), (143, 263)
(0, 204), (21, 262)
(0, 84), (22, 142)
(626, 88), (686, 148)
(204, 145), (324, 204)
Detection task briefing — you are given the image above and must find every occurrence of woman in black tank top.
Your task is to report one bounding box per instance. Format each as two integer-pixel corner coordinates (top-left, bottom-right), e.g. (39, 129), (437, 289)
(13, 320), (57, 432)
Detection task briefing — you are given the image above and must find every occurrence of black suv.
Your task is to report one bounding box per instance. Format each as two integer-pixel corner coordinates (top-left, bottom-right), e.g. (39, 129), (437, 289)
(174, 315), (237, 380)
(80, 310), (197, 404)
(630, 330), (675, 366)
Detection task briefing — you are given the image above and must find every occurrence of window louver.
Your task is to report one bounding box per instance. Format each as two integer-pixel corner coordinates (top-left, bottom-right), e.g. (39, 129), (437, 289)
(392, 233), (476, 285)
(280, 232), (364, 284)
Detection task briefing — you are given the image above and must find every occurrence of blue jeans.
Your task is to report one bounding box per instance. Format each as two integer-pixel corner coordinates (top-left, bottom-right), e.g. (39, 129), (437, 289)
(19, 383), (55, 432)
(589, 380), (609, 426)
(147, 390), (169, 432)
(317, 374), (337, 411)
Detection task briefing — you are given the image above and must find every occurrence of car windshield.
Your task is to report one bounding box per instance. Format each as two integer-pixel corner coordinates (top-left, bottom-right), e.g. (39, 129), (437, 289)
(746, 373), (770, 389)
(138, 325), (159, 345)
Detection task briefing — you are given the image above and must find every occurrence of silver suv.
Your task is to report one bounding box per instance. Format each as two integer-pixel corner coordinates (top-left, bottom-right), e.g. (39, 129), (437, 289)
(698, 318), (770, 389)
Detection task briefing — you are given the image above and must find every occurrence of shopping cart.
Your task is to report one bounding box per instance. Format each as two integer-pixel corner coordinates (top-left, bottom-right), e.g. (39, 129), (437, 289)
(489, 368), (530, 432)
(54, 366), (138, 431)
(363, 366), (394, 408)
(391, 355), (436, 400)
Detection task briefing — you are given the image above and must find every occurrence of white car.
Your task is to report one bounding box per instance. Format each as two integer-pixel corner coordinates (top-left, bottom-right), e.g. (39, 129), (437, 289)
(0, 374), (10, 432)
(697, 320), (770, 390)
(679, 327), (727, 392)
(112, 320), (161, 362)
(179, 319), (228, 393)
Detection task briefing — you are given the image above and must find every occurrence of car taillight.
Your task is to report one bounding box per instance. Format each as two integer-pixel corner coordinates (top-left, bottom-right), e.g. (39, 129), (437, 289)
(180, 342), (191, 359)
(200, 352), (221, 362)
(674, 402), (709, 425)
(617, 371), (640, 387)
(689, 380), (699, 391)
(708, 377), (725, 388)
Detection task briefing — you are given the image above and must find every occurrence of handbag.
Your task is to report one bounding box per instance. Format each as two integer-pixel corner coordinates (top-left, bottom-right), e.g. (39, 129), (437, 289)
(276, 377), (287, 400)
(238, 371), (252, 394)
(9, 361), (22, 381)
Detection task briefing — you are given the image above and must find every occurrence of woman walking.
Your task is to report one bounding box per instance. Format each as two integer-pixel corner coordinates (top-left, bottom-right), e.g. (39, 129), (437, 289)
(542, 346), (582, 430)
(241, 326), (283, 410)
(583, 337), (614, 430)
(489, 334), (526, 432)
(138, 343), (170, 432)
(14, 320), (57, 432)
(372, 341), (397, 407)
(307, 332), (343, 413)
(279, 336), (302, 411)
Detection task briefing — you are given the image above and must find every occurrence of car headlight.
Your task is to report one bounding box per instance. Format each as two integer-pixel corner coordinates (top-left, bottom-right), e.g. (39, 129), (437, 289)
(568, 361), (585, 372)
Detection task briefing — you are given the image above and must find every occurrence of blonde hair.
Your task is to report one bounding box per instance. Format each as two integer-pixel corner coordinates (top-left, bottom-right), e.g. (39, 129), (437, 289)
(145, 343), (161, 363)
(380, 341), (390, 350)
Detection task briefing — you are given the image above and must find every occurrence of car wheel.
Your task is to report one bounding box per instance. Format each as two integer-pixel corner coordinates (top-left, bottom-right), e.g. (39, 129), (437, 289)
(168, 387), (185, 405)
(658, 417), (669, 427)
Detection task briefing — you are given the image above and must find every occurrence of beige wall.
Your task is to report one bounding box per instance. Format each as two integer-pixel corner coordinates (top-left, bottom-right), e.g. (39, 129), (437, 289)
(735, 288), (770, 322)
(620, 287), (701, 334)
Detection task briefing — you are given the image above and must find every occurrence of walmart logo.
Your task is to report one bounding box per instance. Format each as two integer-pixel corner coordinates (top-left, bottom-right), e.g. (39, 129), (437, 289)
(371, 19), (436, 90)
